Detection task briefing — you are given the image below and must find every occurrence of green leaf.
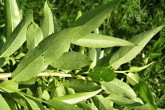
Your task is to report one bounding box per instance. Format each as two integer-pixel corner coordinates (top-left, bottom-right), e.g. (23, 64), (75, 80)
(92, 95), (114, 110)
(0, 81), (19, 93)
(102, 78), (137, 99)
(72, 33), (134, 48)
(0, 58), (5, 67)
(27, 22), (43, 50)
(11, 0), (121, 83)
(0, 94), (11, 110)
(109, 26), (164, 70)
(41, 1), (54, 38)
(108, 94), (150, 110)
(46, 99), (82, 110)
(54, 89), (102, 104)
(0, 12), (33, 58)
(64, 79), (101, 92)
(51, 51), (92, 70)
(11, 29), (71, 83)
(5, 0), (21, 37)
(127, 73), (157, 110)
(89, 67), (116, 82)
(72, 0), (121, 29)
(127, 62), (154, 73)
(24, 96), (46, 110)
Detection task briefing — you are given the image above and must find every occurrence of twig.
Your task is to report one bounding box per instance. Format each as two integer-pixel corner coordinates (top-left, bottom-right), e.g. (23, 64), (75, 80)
(0, 72), (75, 79)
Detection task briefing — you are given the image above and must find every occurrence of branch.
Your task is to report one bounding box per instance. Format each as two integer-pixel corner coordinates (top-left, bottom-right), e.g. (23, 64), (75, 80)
(0, 72), (75, 80)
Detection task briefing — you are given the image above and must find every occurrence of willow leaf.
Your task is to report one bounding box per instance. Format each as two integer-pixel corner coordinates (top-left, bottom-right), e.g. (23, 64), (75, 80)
(46, 99), (82, 110)
(11, 0), (121, 83)
(127, 73), (157, 110)
(51, 51), (92, 70)
(5, 0), (21, 37)
(109, 26), (164, 70)
(71, 33), (134, 48)
(0, 94), (11, 110)
(27, 22), (43, 50)
(41, 1), (54, 38)
(102, 78), (137, 99)
(0, 12), (33, 58)
(11, 28), (72, 83)
(71, 0), (121, 40)
(54, 89), (102, 104)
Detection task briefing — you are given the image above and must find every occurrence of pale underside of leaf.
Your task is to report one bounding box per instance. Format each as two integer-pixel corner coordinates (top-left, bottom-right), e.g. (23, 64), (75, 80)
(11, 0), (121, 83)
(41, 1), (54, 38)
(71, 33), (134, 48)
(109, 26), (164, 70)
(5, 0), (21, 37)
(102, 78), (137, 99)
(27, 22), (43, 50)
(54, 89), (102, 104)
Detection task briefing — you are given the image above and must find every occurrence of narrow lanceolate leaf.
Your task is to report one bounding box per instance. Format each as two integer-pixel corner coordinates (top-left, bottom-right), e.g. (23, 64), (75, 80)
(0, 94), (11, 110)
(41, 1), (54, 38)
(127, 62), (154, 73)
(64, 79), (101, 92)
(109, 26), (164, 70)
(46, 99), (82, 110)
(11, 1), (121, 83)
(92, 95), (114, 110)
(0, 12), (33, 58)
(51, 51), (92, 70)
(71, 0), (121, 40)
(102, 78), (137, 99)
(5, 0), (21, 37)
(27, 22), (43, 50)
(72, 33), (134, 48)
(108, 94), (150, 110)
(54, 89), (102, 104)
(23, 96), (46, 110)
(11, 29), (71, 83)
(127, 73), (157, 110)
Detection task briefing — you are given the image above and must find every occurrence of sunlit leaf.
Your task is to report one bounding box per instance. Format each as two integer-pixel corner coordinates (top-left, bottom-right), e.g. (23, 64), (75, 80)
(92, 95), (114, 110)
(127, 62), (154, 73)
(46, 99), (82, 110)
(11, 0), (121, 83)
(72, 0), (121, 29)
(41, 1), (54, 38)
(72, 33), (134, 48)
(54, 89), (102, 104)
(24, 96), (46, 110)
(108, 94), (150, 110)
(109, 26), (164, 70)
(0, 12), (33, 58)
(51, 51), (92, 70)
(127, 73), (157, 110)
(89, 67), (116, 82)
(27, 22), (43, 50)
(0, 94), (11, 110)
(102, 78), (137, 99)
(5, 0), (21, 37)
